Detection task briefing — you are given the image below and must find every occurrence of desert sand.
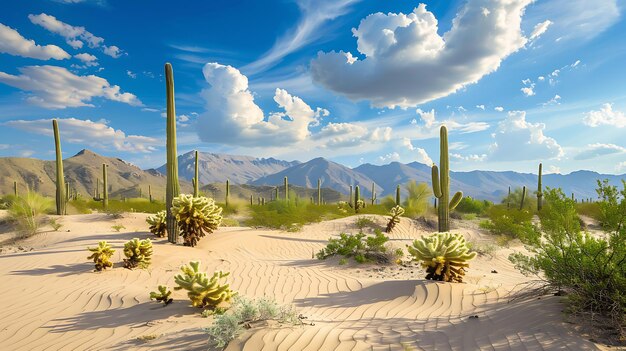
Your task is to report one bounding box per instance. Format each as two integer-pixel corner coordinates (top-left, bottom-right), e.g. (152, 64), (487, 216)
(0, 211), (607, 350)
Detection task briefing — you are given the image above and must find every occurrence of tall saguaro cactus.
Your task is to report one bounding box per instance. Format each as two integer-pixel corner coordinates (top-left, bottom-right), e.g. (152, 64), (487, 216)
(52, 119), (66, 216)
(537, 163), (543, 211)
(165, 63), (181, 244)
(431, 126), (463, 232)
(284, 176), (288, 202)
(349, 185), (353, 207)
(354, 185), (360, 213)
(102, 163), (108, 210)
(520, 186), (526, 210)
(225, 179), (230, 206)
(13, 181), (17, 197)
(395, 185), (401, 206)
(149, 185), (152, 203)
(371, 182), (376, 205)
(507, 186), (511, 209)
(317, 178), (321, 205)
(193, 150), (199, 197)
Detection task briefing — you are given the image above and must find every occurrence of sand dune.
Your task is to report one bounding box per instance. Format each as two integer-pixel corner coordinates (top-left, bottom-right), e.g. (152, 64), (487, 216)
(0, 213), (603, 350)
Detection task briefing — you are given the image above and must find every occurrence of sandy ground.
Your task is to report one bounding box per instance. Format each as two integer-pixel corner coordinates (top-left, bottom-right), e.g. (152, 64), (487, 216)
(0, 211), (613, 351)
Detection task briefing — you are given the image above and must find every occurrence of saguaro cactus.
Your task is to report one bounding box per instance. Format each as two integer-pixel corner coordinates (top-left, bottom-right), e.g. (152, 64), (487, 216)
(317, 179), (321, 205)
(431, 126), (463, 232)
(395, 185), (401, 206)
(225, 179), (230, 206)
(284, 176), (289, 202)
(165, 62), (181, 244)
(349, 185), (353, 207)
(274, 187), (278, 201)
(354, 185), (361, 213)
(52, 119), (66, 216)
(507, 186), (511, 209)
(520, 186), (526, 210)
(537, 163), (543, 211)
(102, 163), (108, 210)
(13, 181), (17, 197)
(193, 150), (199, 197)
(371, 182), (376, 205)
(149, 185), (152, 203)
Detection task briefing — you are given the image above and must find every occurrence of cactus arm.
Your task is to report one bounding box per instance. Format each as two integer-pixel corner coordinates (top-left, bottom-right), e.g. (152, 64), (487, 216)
(431, 165), (442, 198)
(449, 191), (463, 210)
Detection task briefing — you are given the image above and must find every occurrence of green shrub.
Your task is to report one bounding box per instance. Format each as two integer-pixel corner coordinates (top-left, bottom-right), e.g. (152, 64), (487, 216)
(316, 229), (398, 264)
(172, 194), (223, 247)
(481, 205), (540, 244)
(86, 198), (165, 214)
(502, 187), (536, 211)
(123, 238), (153, 269)
(146, 210), (167, 237)
(402, 181), (432, 217)
(408, 232), (477, 282)
(174, 261), (236, 308)
(354, 216), (376, 229)
(245, 200), (347, 229)
(8, 191), (53, 237)
(49, 218), (63, 231)
(149, 285), (173, 306)
(455, 196), (492, 214)
(510, 185), (626, 339)
(111, 224), (125, 232)
(87, 241), (115, 271)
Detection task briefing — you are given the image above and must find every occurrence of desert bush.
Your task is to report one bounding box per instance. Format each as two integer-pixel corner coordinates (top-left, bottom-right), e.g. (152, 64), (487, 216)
(174, 261), (236, 309)
(111, 224), (125, 232)
(245, 200), (347, 229)
(149, 285), (173, 306)
(66, 198), (92, 214)
(408, 232), (477, 282)
(123, 238), (153, 269)
(206, 296), (301, 349)
(385, 205), (404, 233)
(501, 187), (537, 211)
(172, 194), (223, 247)
(316, 229), (398, 263)
(87, 241), (115, 271)
(481, 205), (540, 244)
(8, 191), (53, 237)
(0, 194), (17, 210)
(455, 196), (492, 215)
(402, 180), (432, 217)
(85, 198), (165, 214)
(354, 216), (377, 230)
(510, 185), (626, 339)
(146, 210), (167, 237)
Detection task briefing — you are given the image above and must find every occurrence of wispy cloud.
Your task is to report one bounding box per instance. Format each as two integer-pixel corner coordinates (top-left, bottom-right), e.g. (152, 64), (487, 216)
(0, 23), (70, 60)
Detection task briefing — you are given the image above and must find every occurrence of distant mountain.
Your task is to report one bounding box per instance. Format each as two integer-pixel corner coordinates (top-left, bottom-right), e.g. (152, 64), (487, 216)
(250, 157), (379, 197)
(0, 149), (192, 200)
(156, 151), (299, 184)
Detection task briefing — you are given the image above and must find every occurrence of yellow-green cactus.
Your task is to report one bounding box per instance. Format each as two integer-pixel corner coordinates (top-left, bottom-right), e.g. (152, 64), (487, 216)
(408, 232), (476, 283)
(174, 261), (236, 308)
(386, 205), (405, 233)
(150, 285), (173, 306)
(146, 210), (167, 238)
(172, 194), (223, 247)
(123, 238), (153, 269)
(87, 241), (115, 271)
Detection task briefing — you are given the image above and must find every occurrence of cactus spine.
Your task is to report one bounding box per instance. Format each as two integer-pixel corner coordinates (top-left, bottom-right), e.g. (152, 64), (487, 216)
(52, 119), (66, 216)
(102, 163), (108, 210)
(193, 150), (199, 197)
(284, 176), (288, 202)
(537, 163), (543, 211)
(395, 185), (401, 206)
(520, 186), (526, 210)
(225, 179), (230, 206)
(431, 125), (463, 232)
(317, 179), (321, 205)
(165, 62), (181, 244)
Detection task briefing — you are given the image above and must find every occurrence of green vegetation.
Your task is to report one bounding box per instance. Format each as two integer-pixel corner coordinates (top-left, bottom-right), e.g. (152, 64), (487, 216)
(49, 218), (62, 231)
(172, 194), (223, 247)
(245, 200), (346, 229)
(206, 296), (301, 349)
(408, 232), (476, 282)
(502, 187), (537, 211)
(316, 229), (398, 263)
(402, 180), (432, 217)
(431, 125), (463, 232)
(480, 205), (540, 244)
(8, 192), (53, 236)
(122, 238), (153, 269)
(165, 62), (181, 244)
(111, 224), (125, 232)
(87, 241), (115, 271)
(454, 196), (492, 215)
(146, 210), (167, 237)
(149, 285), (173, 306)
(354, 216), (377, 230)
(174, 261), (236, 309)
(510, 184), (626, 338)
(537, 163), (543, 211)
(385, 205), (404, 233)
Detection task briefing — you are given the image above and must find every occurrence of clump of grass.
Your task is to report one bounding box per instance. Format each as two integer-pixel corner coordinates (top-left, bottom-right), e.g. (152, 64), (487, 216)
(244, 200), (348, 229)
(8, 191), (53, 237)
(86, 198), (165, 214)
(49, 218), (63, 231)
(137, 334), (160, 342)
(111, 224), (125, 232)
(354, 216), (377, 230)
(316, 229), (400, 264)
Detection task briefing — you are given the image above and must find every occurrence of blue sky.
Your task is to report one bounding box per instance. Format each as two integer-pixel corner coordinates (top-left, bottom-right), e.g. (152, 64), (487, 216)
(1, 0), (625, 175)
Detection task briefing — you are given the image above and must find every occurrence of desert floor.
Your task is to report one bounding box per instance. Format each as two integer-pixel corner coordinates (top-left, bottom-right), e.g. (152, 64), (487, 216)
(0, 211), (611, 351)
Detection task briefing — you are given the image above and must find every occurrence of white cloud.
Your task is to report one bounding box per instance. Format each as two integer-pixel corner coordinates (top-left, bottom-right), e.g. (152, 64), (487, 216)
(28, 13), (122, 57)
(571, 60), (581, 68)
(243, 0), (359, 74)
(449, 142), (468, 150)
(74, 52), (98, 66)
(0, 65), (142, 109)
(575, 143), (626, 160)
(617, 162), (626, 173)
(408, 108), (489, 139)
(378, 152), (400, 163)
(126, 70), (137, 79)
(546, 165), (561, 174)
(521, 78), (535, 96)
(311, 0), (532, 108)
(402, 137), (433, 165)
(476, 104), (485, 110)
(583, 103), (626, 128)
(542, 94), (561, 106)
(416, 108), (436, 128)
(529, 20), (552, 40)
(315, 123), (391, 148)
(494, 106), (504, 112)
(0, 23), (70, 60)
(451, 153), (487, 162)
(537, 76), (545, 81)
(5, 118), (159, 153)
(489, 110), (563, 161)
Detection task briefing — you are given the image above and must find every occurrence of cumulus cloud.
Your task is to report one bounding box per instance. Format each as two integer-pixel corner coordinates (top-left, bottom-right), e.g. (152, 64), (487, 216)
(28, 13), (122, 57)
(583, 103), (626, 128)
(0, 65), (142, 109)
(5, 118), (159, 153)
(451, 153), (487, 162)
(314, 123), (392, 148)
(74, 52), (98, 66)
(0, 23), (70, 60)
(521, 78), (535, 96)
(529, 20), (552, 40)
(378, 152), (400, 163)
(489, 110), (563, 161)
(574, 143), (626, 160)
(494, 106), (504, 112)
(311, 0), (532, 108)
(546, 165), (561, 174)
(476, 104), (485, 110)
(402, 137), (433, 165)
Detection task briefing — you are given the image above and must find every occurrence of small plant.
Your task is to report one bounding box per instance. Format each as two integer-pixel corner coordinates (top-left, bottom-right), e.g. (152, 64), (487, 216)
(354, 216), (376, 229)
(467, 240), (497, 258)
(174, 261), (236, 308)
(49, 218), (63, 231)
(171, 194), (223, 247)
(146, 210), (167, 237)
(149, 285), (173, 306)
(317, 229), (394, 263)
(386, 205), (405, 233)
(111, 224), (125, 232)
(123, 238), (153, 269)
(87, 241), (115, 271)
(408, 232), (477, 282)
(137, 334), (160, 342)
(338, 258), (348, 265)
(8, 191), (53, 237)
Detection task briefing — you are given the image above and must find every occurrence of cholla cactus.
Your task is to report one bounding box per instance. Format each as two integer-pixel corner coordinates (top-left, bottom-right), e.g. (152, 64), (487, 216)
(171, 194), (223, 247)
(386, 205), (405, 233)
(355, 199), (365, 212)
(87, 241), (115, 271)
(123, 238), (153, 269)
(146, 210), (167, 238)
(408, 232), (476, 283)
(150, 285), (173, 306)
(174, 261), (236, 308)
